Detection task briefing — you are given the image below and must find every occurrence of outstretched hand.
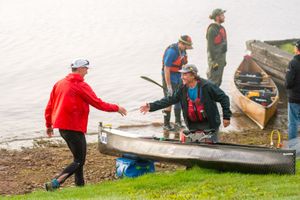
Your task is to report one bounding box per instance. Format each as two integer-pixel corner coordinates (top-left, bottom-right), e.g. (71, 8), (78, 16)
(118, 106), (127, 116)
(140, 103), (150, 114)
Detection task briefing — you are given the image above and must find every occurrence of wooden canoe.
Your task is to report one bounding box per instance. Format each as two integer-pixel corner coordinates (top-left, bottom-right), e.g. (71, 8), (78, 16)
(98, 124), (296, 174)
(232, 56), (279, 129)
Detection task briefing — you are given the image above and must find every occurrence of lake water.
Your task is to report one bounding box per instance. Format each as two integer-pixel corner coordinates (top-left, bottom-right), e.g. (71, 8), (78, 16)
(0, 0), (299, 147)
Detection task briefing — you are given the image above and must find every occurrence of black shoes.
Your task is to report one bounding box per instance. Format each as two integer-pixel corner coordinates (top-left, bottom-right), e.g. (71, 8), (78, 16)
(163, 124), (175, 131)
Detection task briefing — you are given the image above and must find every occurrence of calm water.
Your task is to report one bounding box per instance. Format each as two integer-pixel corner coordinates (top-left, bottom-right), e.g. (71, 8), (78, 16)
(0, 0), (299, 146)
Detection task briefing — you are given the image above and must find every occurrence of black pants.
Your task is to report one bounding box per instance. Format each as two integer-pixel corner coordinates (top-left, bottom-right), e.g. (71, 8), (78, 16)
(58, 129), (86, 186)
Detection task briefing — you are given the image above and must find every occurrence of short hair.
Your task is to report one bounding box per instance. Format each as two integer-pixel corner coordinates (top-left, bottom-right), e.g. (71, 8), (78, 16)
(72, 68), (78, 72)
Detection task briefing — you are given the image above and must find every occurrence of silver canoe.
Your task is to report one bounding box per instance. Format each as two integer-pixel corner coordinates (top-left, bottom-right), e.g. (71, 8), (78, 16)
(98, 124), (295, 174)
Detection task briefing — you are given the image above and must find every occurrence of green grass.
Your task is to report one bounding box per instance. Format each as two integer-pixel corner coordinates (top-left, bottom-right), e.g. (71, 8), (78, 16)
(278, 43), (294, 54)
(5, 160), (300, 200)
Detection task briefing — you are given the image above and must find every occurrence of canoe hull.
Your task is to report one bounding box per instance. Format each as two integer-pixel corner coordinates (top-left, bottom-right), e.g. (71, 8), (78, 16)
(232, 56), (279, 129)
(232, 85), (278, 129)
(98, 127), (296, 174)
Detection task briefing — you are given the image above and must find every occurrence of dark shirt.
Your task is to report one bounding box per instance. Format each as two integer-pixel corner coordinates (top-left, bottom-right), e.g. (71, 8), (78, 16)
(149, 78), (232, 130)
(285, 54), (300, 103)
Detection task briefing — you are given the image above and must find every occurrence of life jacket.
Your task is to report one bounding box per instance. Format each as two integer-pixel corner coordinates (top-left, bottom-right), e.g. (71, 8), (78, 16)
(187, 85), (206, 122)
(162, 43), (188, 72)
(206, 24), (227, 45)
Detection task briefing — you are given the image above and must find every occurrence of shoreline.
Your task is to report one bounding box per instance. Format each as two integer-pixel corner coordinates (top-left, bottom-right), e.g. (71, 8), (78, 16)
(0, 142), (182, 196)
(0, 129), (287, 196)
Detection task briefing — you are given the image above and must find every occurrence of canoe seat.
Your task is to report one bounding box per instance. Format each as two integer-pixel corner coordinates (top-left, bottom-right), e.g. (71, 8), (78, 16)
(235, 72), (263, 84)
(235, 81), (275, 88)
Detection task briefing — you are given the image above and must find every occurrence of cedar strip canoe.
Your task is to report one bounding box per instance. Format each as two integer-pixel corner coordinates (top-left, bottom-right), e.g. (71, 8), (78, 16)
(98, 124), (295, 174)
(232, 56), (279, 129)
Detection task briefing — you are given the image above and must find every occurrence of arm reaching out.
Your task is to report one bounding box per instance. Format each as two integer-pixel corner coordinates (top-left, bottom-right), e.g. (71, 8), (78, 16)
(140, 103), (150, 114)
(118, 106), (127, 116)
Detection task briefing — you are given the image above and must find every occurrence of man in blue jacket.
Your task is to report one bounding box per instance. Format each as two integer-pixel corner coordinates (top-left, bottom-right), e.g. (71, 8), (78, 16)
(285, 40), (300, 149)
(141, 64), (231, 142)
(162, 35), (193, 131)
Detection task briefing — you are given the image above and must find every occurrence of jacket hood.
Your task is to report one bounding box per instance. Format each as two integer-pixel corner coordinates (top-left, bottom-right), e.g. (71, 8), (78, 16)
(65, 73), (84, 82)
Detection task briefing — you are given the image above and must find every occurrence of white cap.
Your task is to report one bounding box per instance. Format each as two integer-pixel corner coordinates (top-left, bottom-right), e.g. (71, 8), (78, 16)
(70, 58), (90, 68)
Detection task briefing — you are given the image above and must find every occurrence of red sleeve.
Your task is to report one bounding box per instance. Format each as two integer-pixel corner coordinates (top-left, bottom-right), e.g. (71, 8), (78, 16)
(79, 82), (119, 112)
(44, 86), (55, 128)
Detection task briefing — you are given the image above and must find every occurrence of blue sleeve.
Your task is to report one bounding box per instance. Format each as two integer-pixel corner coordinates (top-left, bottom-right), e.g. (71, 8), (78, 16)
(164, 48), (177, 67)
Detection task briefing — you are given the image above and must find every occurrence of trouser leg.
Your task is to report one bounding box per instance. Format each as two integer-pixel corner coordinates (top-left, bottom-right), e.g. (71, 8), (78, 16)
(172, 81), (182, 126)
(162, 73), (172, 128)
(174, 108), (181, 123)
(57, 129), (86, 186)
(288, 103), (300, 147)
(163, 112), (172, 129)
(174, 108), (184, 129)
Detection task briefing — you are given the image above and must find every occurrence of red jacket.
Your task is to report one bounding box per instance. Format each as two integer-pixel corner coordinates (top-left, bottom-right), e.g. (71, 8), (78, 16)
(45, 73), (119, 133)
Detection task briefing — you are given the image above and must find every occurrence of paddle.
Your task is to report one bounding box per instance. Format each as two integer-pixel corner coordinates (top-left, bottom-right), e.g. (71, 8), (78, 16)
(140, 76), (165, 89)
(140, 75), (171, 111)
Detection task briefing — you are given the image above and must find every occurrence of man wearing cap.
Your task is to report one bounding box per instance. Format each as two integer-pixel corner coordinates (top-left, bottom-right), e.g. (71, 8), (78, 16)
(44, 58), (127, 191)
(141, 64), (231, 142)
(161, 35), (193, 131)
(285, 40), (300, 150)
(206, 8), (227, 87)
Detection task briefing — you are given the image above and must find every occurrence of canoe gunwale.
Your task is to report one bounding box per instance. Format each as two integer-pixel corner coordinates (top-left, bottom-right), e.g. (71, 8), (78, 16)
(98, 127), (296, 174)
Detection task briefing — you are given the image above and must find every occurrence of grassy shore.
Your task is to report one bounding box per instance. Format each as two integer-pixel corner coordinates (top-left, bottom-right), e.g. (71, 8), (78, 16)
(5, 160), (300, 200)
(278, 43), (294, 54)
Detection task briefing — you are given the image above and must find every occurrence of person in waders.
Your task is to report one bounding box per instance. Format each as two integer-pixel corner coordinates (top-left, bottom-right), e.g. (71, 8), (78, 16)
(140, 64), (231, 142)
(44, 58), (127, 191)
(206, 8), (227, 87)
(162, 35), (193, 131)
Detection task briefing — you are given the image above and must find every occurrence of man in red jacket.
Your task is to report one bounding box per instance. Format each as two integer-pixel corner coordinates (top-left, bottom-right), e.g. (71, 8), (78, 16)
(44, 58), (127, 191)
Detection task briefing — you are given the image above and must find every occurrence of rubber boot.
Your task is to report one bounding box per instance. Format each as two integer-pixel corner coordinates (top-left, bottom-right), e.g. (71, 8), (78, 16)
(163, 110), (174, 131)
(174, 109), (184, 129)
